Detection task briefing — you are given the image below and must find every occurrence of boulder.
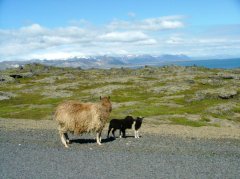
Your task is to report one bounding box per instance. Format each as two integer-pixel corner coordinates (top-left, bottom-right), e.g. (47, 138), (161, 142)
(189, 87), (238, 101)
(9, 74), (23, 79)
(206, 102), (236, 115)
(0, 91), (17, 100)
(217, 88), (238, 99)
(0, 75), (15, 83)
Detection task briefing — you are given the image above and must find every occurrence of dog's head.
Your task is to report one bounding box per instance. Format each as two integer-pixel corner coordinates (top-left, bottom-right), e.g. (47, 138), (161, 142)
(136, 116), (144, 123)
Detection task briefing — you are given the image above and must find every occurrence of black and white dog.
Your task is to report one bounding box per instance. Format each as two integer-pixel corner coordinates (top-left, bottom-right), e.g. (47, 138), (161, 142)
(134, 117), (144, 138)
(107, 116), (144, 138)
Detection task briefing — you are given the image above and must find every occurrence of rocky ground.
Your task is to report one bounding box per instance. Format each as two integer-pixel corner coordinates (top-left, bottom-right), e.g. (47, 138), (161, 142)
(0, 64), (240, 127)
(0, 119), (240, 179)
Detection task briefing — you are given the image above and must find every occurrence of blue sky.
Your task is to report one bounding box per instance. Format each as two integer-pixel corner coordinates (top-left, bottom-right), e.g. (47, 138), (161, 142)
(0, 0), (240, 61)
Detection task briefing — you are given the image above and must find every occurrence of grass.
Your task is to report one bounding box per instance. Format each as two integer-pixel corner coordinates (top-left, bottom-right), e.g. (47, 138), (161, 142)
(0, 106), (53, 120)
(170, 118), (207, 127)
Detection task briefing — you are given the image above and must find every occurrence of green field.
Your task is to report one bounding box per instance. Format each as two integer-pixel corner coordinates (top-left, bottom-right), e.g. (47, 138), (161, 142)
(0, 63), (239, 127)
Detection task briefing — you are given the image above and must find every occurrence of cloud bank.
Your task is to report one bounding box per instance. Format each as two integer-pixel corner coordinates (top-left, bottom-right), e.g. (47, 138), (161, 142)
(0, 15), (239, 61)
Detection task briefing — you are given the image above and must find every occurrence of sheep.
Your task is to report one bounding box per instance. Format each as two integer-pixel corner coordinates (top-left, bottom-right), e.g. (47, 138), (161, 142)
(54, 96), (112, 148)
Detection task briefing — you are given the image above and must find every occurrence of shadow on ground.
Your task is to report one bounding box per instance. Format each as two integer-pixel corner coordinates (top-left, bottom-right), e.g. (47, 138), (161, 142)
(70, 137), (115, 144)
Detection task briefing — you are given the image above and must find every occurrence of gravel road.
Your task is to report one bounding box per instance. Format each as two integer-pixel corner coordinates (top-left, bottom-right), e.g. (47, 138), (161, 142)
(0, 128), (240, 179)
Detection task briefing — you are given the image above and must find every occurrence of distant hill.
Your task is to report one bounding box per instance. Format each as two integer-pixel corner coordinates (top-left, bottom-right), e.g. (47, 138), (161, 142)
(0, 54), (191, 70)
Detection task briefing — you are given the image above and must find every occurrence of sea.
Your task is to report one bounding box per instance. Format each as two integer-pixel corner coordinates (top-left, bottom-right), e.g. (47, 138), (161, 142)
(161, 58), (240, 69)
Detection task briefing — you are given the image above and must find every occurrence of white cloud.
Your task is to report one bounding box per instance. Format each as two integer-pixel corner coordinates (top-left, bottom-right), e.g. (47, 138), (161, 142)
(0, 16), (240, 61)
(107, 15), (185, 31)
(163, 34), (240, 57)
(99, 31), (151, 42)
(19, 24), (46, 34)
(0, 24), (96, 59)
(0, 21), (160, 60)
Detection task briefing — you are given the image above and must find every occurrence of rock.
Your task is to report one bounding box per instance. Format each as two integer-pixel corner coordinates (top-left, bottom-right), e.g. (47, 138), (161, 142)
(150, 83), (190, 95)
(206, 102), (236, 115)
(218, 89), (238, 99)
(200, 79), (226, 86)
(10, 73), (34, 79)
(0, 91), (17, 100)
(209, 72), (240, 80)
(208, 116), (239, 127)
(21, 72), (34, 78)
(9, 74), (23, 79)
(193, 88), (238, 100)
(0, 75), (15, 83)
(217, 72), (238, 80)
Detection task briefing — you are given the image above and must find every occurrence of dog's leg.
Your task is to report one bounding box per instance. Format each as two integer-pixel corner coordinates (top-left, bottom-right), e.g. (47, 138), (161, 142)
(112, 129), (116, 138)
(122, 129), (126, 138)
(107, 128), (111, 138)
(119, 129), (122, 138)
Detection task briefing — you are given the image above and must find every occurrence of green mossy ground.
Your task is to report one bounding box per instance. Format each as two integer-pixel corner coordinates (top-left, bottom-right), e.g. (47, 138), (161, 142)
(0, 64), (239, 127)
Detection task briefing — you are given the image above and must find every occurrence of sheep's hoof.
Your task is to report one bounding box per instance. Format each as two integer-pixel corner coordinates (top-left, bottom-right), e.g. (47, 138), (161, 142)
(65, 145), (69, 148)
(97, 142), (102, 145)
(66, 140), (71, 144)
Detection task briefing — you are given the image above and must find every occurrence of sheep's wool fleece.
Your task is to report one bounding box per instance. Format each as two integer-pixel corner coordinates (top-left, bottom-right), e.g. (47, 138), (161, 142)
(55, 101), (109, 135)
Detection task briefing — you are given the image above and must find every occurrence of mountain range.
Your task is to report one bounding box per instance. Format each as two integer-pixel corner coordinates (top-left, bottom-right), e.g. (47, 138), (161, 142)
(0, 54), (191, 70)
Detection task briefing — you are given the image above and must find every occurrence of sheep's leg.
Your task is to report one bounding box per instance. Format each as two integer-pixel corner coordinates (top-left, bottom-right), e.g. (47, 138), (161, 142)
(64, 133), (70, 144)
(99, 131), (102, 143)
(60, 132), (69, 148)
(58, 125), (69, 148)
(96, 132), (102, 145)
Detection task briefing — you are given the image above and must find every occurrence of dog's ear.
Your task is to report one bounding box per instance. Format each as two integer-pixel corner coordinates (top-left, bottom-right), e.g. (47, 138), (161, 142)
(108, 96), (110, 99)
(100, 96), (102, 100)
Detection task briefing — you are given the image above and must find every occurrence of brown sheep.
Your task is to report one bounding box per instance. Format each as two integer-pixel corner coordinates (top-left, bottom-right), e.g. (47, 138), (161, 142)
(54, 96), (112, 148)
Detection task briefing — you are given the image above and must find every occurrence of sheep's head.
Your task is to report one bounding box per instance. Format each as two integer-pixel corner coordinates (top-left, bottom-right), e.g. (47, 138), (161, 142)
(100, 96), (112, 112)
